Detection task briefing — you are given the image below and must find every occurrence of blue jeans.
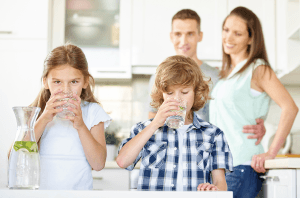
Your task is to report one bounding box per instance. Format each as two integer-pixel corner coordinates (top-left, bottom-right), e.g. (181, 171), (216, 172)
(226, 165), (264, 198)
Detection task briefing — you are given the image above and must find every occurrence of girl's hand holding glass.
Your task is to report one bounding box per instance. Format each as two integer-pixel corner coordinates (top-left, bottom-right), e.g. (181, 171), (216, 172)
(40, 89), (68, 123)
(197, 183), (219, 191)
(152, 98), (180, 127)
(64, 93), (85, 130)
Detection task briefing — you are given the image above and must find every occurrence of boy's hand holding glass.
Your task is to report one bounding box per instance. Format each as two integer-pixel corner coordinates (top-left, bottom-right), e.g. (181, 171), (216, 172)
(152, 98), (181, 127)
(165, 98), (187, 129)
(197, 183), (219, 191)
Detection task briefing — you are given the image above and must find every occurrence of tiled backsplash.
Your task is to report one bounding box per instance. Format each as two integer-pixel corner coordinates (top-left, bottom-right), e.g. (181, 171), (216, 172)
(94, 75), (151, 138)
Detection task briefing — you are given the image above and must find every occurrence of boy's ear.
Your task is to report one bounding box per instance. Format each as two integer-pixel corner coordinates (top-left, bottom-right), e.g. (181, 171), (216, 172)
(43, 78), (49, 89)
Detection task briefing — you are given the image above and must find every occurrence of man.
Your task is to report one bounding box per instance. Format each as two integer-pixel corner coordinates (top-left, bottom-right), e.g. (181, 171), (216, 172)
(147, 9), (265, 144)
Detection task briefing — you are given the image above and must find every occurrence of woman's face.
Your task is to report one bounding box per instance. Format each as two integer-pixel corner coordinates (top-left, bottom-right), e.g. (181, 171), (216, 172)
(222, 15), (252, 58)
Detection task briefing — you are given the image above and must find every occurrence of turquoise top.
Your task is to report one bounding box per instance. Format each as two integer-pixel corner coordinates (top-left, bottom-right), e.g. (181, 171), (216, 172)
(209, 59), (271, 166)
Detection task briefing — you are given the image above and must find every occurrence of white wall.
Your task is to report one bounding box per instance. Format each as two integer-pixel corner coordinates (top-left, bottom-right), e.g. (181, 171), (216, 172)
(265, 86), (300, 133)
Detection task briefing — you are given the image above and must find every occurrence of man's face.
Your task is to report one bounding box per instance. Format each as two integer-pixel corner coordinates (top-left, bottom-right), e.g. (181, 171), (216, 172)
(170, 19), (203, 60)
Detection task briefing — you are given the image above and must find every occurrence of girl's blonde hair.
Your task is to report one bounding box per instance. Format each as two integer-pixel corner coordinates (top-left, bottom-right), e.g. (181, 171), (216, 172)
(30, 43), (99, 118)
(151, 55), (211, 119)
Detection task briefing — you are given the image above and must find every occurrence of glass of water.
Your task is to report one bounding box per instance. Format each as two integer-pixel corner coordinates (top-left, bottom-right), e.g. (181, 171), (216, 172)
(165, 98), (187, 129)
(55, 90), (76, 119)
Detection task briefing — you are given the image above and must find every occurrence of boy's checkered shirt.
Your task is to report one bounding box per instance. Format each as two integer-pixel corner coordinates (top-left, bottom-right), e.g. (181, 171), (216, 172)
(118, 112), (233, 191)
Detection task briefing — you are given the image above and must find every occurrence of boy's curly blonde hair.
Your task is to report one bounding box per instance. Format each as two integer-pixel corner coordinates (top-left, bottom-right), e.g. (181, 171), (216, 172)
(151, 55), (211, 119)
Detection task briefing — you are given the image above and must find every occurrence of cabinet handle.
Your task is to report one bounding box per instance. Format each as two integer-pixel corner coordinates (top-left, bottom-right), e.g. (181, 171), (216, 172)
(0, 31), (12, 34)
(93, 177), (103, 180)
(260, 176), (279, 181)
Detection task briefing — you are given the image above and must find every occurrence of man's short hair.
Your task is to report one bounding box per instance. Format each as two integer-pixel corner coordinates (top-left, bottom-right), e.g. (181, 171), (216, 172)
(172, 9), (201, 31)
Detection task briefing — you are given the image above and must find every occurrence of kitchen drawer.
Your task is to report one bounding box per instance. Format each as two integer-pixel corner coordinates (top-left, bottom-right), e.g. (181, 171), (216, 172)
(92, 169), (130, 191)
(262, 169), (297, 198)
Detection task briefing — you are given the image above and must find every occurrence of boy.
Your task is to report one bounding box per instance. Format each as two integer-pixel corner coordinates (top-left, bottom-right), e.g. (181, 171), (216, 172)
(147, 9), (266, 145)
(117, 55), (233, 191)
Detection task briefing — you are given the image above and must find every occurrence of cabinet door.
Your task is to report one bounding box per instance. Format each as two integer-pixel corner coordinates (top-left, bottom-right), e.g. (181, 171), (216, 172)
(227, 0), (276, 70)
(51, 0), (132, 79)
(131, 0), (227, 67)
(262, 169), (296, 198)
(0, 40), (47, 107)
(0, 0), (48, 39)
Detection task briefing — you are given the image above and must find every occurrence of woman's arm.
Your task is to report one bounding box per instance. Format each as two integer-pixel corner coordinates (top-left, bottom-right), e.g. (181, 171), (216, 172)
(251, 66), (299, 172)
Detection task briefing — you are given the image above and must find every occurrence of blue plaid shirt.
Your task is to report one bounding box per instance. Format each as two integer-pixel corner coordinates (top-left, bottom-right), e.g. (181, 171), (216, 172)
(118, 112), (233, 191)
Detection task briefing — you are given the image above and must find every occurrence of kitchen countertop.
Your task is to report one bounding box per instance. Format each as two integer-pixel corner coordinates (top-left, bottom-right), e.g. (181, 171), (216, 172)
(0, 190), (233, 198)
(265, 157), (300, 169)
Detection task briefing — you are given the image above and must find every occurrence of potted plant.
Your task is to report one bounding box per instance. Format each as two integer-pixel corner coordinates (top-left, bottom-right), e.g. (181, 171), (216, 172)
(105, 121), (121, 161)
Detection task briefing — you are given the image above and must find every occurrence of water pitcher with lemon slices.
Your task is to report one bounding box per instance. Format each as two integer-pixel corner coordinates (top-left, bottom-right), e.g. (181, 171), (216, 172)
(8, 107), (41, 189)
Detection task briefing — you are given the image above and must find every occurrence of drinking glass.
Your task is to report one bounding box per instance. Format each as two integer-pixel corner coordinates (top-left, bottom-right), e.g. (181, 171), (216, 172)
(55, 90), (76, 119)
(165, 98), (187, 129)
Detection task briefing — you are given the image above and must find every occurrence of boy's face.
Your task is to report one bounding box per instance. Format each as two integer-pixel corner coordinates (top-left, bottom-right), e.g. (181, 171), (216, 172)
(170, 19), (203, 61)
(163, 85), (195, 120)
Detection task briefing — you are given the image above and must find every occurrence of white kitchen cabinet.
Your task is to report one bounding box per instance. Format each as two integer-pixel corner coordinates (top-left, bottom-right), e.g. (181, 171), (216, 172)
(227, 0), (276, 71)
(262, 169), (299, 198)
(275, 0), (300, 85)
(131, 0), (227, 70)
(0, 0), (48, 39)
(92, 169), (130, 191)
(50, 0), (132, 79)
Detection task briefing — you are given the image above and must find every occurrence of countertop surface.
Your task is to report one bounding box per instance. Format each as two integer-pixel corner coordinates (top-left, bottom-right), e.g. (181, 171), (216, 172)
(265, 157), (300, 169)
(0, 190), (233, 198)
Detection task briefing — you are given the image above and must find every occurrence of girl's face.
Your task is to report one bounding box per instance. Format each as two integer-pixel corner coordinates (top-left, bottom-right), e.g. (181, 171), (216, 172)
(43, 65), (88, 97)
(222, 15), (252, 59)
(163, 85), (195, 121)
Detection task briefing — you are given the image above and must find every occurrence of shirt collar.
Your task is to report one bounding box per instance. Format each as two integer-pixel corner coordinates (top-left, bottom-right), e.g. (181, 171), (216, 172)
(227, 59), (247, 79)
(192, 112), (212, 129)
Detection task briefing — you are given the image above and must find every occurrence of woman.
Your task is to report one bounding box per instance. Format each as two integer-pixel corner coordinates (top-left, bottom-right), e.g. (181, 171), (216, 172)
(209, 6), (298, 198)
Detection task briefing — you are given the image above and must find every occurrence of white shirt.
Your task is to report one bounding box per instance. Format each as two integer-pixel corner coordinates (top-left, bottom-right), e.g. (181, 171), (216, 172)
(39, 101), (111, 190)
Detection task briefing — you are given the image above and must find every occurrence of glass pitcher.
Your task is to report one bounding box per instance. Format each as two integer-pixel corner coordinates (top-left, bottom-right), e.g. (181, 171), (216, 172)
(8, 106), (41, 189)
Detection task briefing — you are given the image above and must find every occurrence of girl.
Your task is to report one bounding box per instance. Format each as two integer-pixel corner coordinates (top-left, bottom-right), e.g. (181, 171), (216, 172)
(209, 7), (299, 197)
(31, 44), (111, 190)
